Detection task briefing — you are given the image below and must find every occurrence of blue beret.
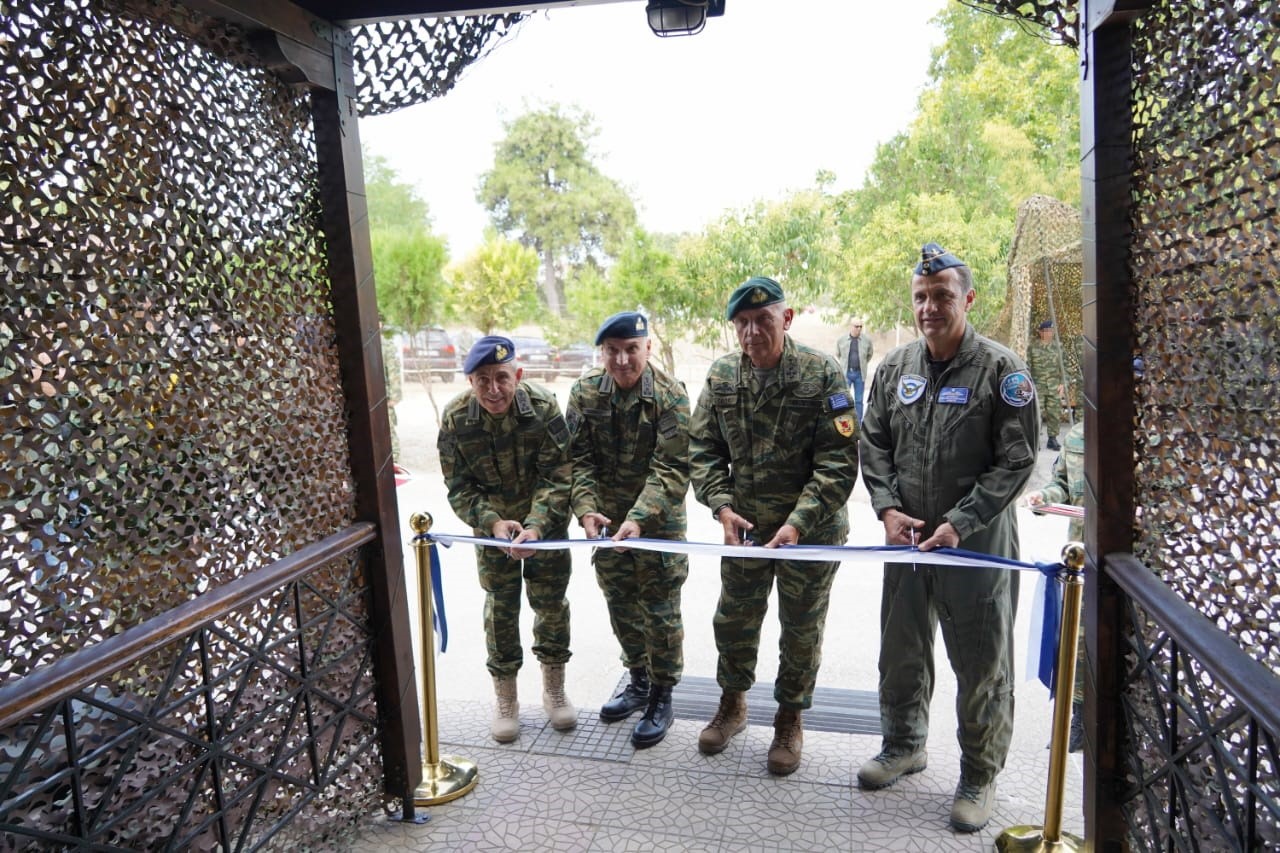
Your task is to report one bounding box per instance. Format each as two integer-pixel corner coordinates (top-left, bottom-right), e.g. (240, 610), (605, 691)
(914, 243), (967, 276)
(594, 311), (649, 345)
(726, 276), (785, 320)
(1038, 319), (1054, 330)
(463, 335), (516, 375)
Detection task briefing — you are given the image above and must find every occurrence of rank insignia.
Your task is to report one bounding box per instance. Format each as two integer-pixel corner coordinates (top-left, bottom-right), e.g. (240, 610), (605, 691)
(834, 414), (856, 438)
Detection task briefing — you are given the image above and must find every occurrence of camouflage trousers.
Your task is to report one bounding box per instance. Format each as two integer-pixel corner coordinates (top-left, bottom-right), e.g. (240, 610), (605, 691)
(594, 547), (688, 686)
(1038, 388), (1062, 436)
(878, 563), (1019, 786)
(712, 556), (839, 710)
(476, 544), (572, 678)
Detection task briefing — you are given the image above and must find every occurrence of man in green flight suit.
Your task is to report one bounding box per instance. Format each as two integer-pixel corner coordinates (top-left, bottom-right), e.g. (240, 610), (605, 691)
(1027, 319), (1065, 450)
(567, 311), (691, 748)
(437, 335), (577, 743)
(690, 276), (859, 776)
(857, 244), (1040, 833)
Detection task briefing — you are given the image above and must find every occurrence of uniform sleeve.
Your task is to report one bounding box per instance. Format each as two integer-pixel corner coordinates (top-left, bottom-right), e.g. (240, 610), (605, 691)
(1038, 449), (1071, 505)
(625, 384), (691, 531)
(859, 362), (902, 519)
(942, 365), (1040, 540)
(438, 415), (502, 534)
(784, 361), (859, 536)
(689, 378), (733, 513)
(566, 382), (599, 521)
(523, 400), (571, 535)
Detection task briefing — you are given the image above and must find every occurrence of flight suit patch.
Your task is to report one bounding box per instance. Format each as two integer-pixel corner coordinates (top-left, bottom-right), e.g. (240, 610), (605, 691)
(898, 374), (928, 404)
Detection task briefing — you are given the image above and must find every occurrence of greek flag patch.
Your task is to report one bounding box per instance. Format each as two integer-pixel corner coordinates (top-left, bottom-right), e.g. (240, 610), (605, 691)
(826, 392), (851, 412)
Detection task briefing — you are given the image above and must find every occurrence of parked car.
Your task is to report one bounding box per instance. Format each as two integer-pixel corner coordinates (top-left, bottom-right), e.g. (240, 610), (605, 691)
(557, 343), (599, 376)
(402, 327), (458, 382)
(509, 335), (559, 382)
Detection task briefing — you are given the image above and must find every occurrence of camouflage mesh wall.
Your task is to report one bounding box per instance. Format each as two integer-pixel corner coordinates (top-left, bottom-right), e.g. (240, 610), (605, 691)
(1, 0), (382, 846)
(1122, 0), (1280, 848)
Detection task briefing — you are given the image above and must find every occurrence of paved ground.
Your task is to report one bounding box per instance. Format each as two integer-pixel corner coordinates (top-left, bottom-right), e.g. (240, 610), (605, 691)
(359, 322), (1084, 851)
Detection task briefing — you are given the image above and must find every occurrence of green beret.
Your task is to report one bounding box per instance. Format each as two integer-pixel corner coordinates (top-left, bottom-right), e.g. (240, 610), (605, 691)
(726, 276), (785, 320)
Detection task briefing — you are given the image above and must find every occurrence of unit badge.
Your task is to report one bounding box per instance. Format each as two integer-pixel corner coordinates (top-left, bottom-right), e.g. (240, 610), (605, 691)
(999, 371), (1036, 407)
(897, 374), (928, 405)
(834, 414), (856, 438)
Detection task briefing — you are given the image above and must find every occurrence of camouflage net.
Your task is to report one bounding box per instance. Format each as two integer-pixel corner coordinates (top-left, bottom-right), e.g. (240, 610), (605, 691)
(350, 14), (524, 117)
(961, 0), (1080, 48)
(990, 195), (1083, 400)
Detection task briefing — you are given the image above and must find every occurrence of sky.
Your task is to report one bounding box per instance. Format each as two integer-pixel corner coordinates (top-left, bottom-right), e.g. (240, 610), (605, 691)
(360, 0), (948, 260)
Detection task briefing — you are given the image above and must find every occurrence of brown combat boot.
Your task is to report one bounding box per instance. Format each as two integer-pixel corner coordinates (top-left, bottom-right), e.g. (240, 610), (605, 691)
(697, 690), (747, 755)
(767, 708), (804, 775)
(491, 675), (519, 743)
(540, 662), (578, 731)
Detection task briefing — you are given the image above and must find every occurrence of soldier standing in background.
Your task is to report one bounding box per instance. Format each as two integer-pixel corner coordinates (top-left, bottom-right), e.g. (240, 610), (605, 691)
(567, 311), (690, 748)
(1027, 319), (1064, 450)
(690, 276), (859, 776)
(857, 243), (1039, 833)
(437, 336), (577, 743)
(1024, 418), (1086, 752)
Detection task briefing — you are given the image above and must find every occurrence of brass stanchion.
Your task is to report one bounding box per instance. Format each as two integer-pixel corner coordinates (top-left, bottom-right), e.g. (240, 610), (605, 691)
(995, 542), (1086, 852)
(409, 512), (478, 806)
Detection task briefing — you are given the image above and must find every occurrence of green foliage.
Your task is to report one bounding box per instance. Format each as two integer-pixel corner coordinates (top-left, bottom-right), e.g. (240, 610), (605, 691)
(448, 233), (541, 334)
(476, 104), (637, 314)
(365, 150), (432, 231)
(832, 4), (1079, 335)
(365, 150), (450, 333)
(372, 227), (451, 331)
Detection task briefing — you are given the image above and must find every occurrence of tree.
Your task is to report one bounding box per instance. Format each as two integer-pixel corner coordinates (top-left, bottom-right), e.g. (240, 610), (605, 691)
(831, 4), (1079, 336)
(477, 104), (637, 316)
(365, 151), (451, 332)
(449, 233), (541, 334)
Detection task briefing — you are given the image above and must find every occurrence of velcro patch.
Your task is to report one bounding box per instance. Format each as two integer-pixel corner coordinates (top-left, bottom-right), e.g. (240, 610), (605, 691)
(657, 410), (679, 440)
(547, 414), (570, 448)
(938, 386), (971, 405)
(565, 407), (582, 435)
(826, 392), (852, 413)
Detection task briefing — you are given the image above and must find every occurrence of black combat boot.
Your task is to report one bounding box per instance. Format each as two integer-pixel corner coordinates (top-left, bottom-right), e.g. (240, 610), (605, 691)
(631, 684), (674, 748)
(600, 667), (649, 722)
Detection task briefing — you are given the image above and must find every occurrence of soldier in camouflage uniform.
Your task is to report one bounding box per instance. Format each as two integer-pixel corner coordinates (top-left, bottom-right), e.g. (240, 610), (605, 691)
(1027, 319), (1064, 449)
(567, 311), (690, 748)
(437, 335), (577, 743)
(381, 329), (402, 460)
(1025, 418), (1086, 751)
(689, 277), (859, 776)
(857, 244), (1039, 834)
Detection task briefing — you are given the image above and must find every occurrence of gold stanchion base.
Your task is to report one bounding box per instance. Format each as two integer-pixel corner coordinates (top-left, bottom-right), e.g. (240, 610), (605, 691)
(413, 756), (479, 806)
(995, 825), (1085, 852)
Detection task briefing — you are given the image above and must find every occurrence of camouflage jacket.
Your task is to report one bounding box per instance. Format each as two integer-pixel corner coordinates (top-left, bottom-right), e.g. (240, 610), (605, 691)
(1033, 420), (1085, 541)
(437, 383), (571, 537)
(861, 324), (1039, 558)
(1027, 338), (1064, 389)
(566, 364), (690, 538)
(690, 335), (858, 544)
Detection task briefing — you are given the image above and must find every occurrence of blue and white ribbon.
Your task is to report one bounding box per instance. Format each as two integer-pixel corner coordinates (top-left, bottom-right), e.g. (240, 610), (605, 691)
(426, 532), (1065, 692)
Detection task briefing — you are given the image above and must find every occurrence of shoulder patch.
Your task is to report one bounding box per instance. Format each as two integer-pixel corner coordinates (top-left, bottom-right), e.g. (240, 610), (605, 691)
(547, 413), (570, 448)
(565, 406), (582, 435)
(825, 391), (852, 413)
(897, 374), (928, 405)
(999, 371), (1036, 408)
(833, 413), (856, 439)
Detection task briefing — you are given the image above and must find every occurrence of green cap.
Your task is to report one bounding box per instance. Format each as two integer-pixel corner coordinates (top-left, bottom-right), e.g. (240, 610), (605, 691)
(726, 276), (785, 320)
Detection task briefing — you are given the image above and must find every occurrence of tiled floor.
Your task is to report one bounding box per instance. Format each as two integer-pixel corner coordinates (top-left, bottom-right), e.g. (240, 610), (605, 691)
(353, 695), (1084, 852)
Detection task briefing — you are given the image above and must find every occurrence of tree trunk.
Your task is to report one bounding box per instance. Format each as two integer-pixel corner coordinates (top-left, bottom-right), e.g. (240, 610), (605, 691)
(540, 254), (564, 315)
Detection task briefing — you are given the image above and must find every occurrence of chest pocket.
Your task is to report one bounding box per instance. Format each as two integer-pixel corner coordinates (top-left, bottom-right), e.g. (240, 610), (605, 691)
(711, 390), (747, 452)
(783, 397), (822, 438)
(937, 392), (991, 440)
